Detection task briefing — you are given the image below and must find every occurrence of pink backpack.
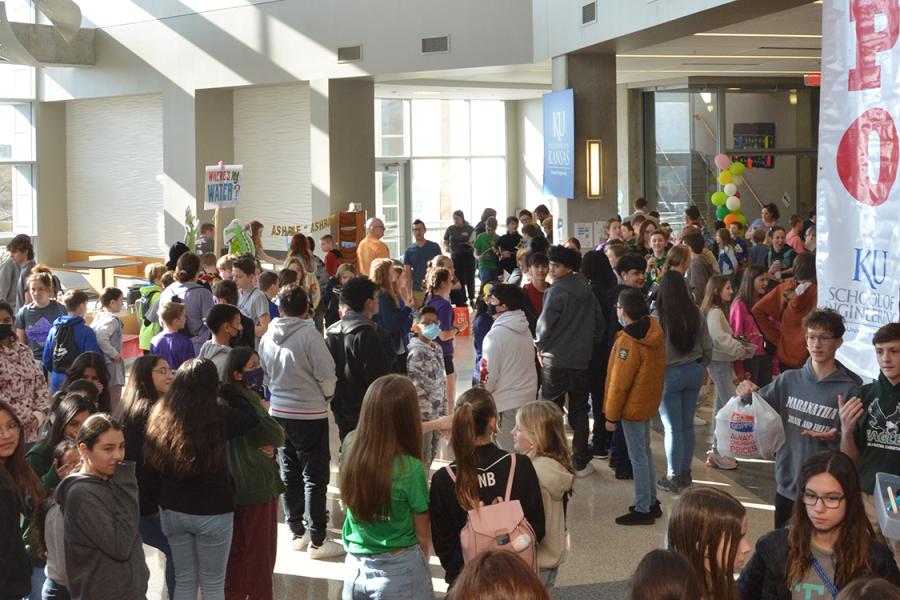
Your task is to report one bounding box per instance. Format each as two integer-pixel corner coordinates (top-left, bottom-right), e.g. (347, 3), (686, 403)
(445, 453), (538, 571)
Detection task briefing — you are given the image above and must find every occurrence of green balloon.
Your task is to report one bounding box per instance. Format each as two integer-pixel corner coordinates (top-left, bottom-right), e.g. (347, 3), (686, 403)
(729, 162), (746, 176)
(737, 214), (748, 225)
(716, 205), (730, 220)
(711, 191), (727, 206)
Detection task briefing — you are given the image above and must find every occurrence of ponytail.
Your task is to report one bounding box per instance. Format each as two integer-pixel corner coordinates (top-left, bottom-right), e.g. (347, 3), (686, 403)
(450, 388), (498, 511)
(426, 267), (451, 295)
(175, 253), (201, 283)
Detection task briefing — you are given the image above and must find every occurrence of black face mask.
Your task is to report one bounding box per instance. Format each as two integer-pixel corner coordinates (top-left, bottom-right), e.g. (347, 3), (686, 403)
(486, 304), (497, 317)
(0, 323), (13, 341)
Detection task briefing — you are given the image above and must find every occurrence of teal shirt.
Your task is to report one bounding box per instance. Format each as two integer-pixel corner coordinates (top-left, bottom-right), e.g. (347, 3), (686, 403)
(342, 455), (429, 555)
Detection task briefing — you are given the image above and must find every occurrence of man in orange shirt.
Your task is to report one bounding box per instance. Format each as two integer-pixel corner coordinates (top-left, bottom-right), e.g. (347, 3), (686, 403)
(356, 217), (389, 276)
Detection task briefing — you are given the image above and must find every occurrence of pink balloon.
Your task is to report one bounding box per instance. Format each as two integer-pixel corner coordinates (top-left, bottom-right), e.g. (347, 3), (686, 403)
(714, 154), (732, 170)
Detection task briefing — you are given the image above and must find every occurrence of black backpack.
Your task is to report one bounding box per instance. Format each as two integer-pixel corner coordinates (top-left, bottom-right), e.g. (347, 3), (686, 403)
(167, 288), (195, 338)
(51, 324), (79, 373)
(135, 289), (162, 327)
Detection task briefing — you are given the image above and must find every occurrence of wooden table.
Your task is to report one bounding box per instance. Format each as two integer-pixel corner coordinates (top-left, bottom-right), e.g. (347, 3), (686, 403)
(63, 259), (143, 289)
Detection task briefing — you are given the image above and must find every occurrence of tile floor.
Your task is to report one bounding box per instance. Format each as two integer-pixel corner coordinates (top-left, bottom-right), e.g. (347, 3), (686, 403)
(142, 334), (779, 600)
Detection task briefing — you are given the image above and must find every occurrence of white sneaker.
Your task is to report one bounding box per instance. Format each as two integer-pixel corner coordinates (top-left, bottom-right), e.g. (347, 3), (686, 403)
(308, 539), (346, 560)
(706, 450), (738, 470)
(575, 463), (595, 478)
(693, 416), (706, 426)
(292, 531), (311, 552)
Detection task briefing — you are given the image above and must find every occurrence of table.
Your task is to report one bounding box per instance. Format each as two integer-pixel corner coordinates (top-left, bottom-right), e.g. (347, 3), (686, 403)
(63, 259), (143, 289)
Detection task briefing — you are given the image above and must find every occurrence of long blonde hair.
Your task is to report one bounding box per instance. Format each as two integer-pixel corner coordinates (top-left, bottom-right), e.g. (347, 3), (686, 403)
(340, 375), (423, 522)
(370, 258), (399, 307)
(663, 245), (691, 275)
(515, 401), (574, 475)
(451, 388), (498, 511)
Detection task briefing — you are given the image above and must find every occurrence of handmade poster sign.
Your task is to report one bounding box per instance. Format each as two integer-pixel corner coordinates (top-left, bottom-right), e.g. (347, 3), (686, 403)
(204, 164), (243, 210)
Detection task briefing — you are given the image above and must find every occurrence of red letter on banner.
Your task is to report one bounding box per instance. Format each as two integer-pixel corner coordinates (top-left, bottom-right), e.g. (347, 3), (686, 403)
(849, 0), (900, 90)
(837, 107), (899, 206)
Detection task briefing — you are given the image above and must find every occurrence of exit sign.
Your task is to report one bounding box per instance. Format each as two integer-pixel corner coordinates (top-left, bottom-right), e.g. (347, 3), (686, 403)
(804, 72), (821, 87)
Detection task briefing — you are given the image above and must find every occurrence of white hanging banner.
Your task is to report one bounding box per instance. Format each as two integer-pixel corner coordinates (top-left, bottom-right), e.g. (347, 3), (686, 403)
(818, 0), (900, 379)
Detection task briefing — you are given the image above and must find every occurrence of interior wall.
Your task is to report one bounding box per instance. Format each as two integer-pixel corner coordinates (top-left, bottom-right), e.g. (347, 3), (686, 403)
(233, 83), (311, 251)
(35, 101), (67, 265)
(195, 88), (235, 250)
(66, 94), (164, 256)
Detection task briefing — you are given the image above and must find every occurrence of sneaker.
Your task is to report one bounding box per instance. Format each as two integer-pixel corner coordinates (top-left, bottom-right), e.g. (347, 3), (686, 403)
(592, 445), (610, 459)
(630, 500), (663, 519)
(706, 450), (738, 470)
(657, 476), (681, 493)
(693, 416), (706, 426)
(615, 470), (634, 480)
(677, 471), (693, 488)
(575, 463), (595, 478)
(615, 510), (655, 525)
(292, 531), (311, 552)
(308, 539), (346, 560)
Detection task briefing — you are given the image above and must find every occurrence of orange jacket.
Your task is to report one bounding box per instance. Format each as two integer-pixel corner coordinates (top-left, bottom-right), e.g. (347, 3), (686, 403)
(752, 280), (817, 369)
(604, 317), (666, 422)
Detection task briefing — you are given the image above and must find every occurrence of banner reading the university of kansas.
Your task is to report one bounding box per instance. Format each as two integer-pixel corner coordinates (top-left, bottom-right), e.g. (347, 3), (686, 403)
(818, 0), (900, 379)
(542, 89), (575, 198)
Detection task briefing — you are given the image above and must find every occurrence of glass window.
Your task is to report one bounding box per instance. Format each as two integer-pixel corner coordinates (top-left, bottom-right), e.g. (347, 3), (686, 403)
(411, 99), (470, 156)
(411, 159), (470, 245)
(5, 0), (34, 23)
(470, 101), (505, 156)
(0, 103), (33, 161)
(375, 99), (409, 157)
(0, 164), (33, 234)
(470, 158), (506, 223)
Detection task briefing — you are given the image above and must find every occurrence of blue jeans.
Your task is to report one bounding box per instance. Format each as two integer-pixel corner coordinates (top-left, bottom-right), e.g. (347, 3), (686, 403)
(342, 546), (433, 600)
(41, 578), (70, 600)
(276, 417), (331, 546)
(139, 511), (175, 598)
(28, 565), (45, 600)
(160, 509), (233, 600)
(658, 362), (705, 478)
(621, 419), (657, 513)
(707, 361), (735, 451)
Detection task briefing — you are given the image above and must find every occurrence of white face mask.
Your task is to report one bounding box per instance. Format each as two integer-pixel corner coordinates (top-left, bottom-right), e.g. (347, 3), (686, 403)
(796, 281), (813, 296)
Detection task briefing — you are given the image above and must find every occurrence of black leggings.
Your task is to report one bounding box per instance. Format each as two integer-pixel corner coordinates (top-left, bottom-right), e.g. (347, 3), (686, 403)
(452, 252), (476, 305)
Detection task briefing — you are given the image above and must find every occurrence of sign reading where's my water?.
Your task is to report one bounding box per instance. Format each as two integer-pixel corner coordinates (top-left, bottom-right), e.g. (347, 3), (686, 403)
(204, 164), (243, 210)
(542, 89), (574, 199)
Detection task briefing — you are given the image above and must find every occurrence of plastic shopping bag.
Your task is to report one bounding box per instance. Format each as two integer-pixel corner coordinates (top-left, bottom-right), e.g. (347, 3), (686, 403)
(714, 392), (785, 460)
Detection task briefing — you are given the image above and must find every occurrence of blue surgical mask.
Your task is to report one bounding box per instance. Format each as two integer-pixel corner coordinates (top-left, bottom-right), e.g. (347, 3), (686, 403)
(618, 316), (627, 328)
(421, 323), (441, 341)
(243, 367), (264, 390)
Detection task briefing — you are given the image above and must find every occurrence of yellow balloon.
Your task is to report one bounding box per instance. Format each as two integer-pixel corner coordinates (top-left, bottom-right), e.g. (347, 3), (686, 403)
(718, 170), (733, 185)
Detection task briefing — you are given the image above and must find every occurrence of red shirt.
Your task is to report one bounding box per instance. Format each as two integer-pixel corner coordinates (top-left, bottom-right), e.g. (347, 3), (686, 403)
(324, 251), (341, 277)
(523, 282), (545, 316)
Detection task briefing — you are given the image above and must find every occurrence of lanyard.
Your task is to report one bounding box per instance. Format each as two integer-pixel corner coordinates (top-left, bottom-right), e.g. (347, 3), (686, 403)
(810, 555), (839, 598)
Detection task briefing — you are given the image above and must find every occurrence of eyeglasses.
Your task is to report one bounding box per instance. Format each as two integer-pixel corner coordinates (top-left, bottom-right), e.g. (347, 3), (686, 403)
(0, 421), (21, 437)
(801, 492), (845, 509)
(806, 334), (835, 343)
(152, 367), (172, 375)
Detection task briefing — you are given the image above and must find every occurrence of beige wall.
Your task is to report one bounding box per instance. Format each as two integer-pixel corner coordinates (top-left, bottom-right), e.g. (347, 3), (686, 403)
(35, 101), (67, 265)
(328, 78), (375, 217)
(195, 89), (235, 252)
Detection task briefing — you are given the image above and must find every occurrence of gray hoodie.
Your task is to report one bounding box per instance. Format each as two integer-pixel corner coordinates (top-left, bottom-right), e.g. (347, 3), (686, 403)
(259, 317), (337, 420)
(198, 340), (231, 381)
(56, 462), (149, 600)
(758, 359), (863, 500)
(535, 273), (604, 370)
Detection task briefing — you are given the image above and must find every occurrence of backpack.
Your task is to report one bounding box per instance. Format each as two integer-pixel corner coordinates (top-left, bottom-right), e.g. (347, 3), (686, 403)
(444, 454), (538, 572)
(136, 288), (162, 327)
(168, 286), (197, 338)
(51, 324), (79, 373)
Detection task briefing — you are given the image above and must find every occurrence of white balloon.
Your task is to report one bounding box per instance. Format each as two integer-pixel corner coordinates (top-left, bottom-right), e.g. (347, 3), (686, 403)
(723, 183), (738, 196)
(726, 196), (741, 211)
(731, 175), (744, 187)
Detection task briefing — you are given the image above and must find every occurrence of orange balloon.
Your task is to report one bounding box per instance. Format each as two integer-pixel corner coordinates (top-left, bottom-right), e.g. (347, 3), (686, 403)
(723, 214), (739, 226)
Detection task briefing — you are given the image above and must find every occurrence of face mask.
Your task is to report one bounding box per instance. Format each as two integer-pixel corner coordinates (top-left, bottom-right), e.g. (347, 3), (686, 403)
(0, 323), (13, 341)
(618, 317), (627, 328)
(486, 304), (497, 317)
(230, 325), (243, 344)
(421, 323), (441, 341)
(243, 367), (264, 390)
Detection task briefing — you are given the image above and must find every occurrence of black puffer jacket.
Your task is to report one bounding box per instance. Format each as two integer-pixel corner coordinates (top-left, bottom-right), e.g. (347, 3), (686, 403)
(737, 528), (900, 600)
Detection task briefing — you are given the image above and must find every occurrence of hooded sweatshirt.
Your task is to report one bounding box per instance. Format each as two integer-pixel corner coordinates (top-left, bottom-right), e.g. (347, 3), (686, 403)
(531, 455), (574, 570)
(604, 317), (666, 422)
(90, 310), (125, 386)
(481, 310), (538, 413)
(850, 373), (900, 495)
(758, 358), (863, 499)
(752, 279), (817, 369)
(137, 283), (162, 351)
(56, 462), (149, 600)
(406, 334), (447, 420)
(258, 317), (337, 421)
(42, 315), (102, 392)
(158, 281), (214, 354)
(198, 340), (231, 381)
(535, 273), (605, 370)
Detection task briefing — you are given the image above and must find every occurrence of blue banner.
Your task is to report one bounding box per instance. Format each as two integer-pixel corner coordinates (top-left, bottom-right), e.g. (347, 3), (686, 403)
(543, 89), (575, 198)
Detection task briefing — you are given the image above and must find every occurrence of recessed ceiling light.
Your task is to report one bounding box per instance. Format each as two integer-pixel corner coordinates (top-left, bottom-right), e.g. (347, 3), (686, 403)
(695, 33), (821, 39)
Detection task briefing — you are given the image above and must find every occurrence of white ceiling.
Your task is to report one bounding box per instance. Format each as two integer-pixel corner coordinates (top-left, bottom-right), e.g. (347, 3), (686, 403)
(375, 2), (822, 97)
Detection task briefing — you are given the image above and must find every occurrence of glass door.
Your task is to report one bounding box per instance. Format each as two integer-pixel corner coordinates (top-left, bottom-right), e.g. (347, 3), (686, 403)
(375, 161), (408, 257)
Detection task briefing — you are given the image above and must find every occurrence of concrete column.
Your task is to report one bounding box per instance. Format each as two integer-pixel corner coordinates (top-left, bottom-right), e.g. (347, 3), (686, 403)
(617, 84), (644, 215)
(309, 79), (332, 223)
(35, 101), (67, 265)
(194, 89), (235, 249)
(161, 84), (197, 247)
(327, 78), (375, 217)
(551, 53), (618, 240)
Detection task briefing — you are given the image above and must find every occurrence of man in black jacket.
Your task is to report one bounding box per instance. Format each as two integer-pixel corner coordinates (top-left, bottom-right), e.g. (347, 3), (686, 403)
(325, 276), (395, 440)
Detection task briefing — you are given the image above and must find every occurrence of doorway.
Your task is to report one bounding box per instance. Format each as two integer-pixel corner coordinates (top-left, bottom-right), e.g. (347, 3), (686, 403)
(375, 161), (409, 257)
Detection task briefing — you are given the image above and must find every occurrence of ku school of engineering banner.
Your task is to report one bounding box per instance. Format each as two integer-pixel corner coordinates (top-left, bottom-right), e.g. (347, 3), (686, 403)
(542, 89), (575, 198)
(818, 0), (900, 379)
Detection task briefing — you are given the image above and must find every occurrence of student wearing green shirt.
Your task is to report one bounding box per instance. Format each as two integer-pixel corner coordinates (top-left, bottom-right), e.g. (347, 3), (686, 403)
(340, 374), (433, 599)
(473, 216), (500, 286)
(840, 322), (900, 565)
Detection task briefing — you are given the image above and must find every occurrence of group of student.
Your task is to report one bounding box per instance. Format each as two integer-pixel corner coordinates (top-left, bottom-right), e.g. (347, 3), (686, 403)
(2, 197), (900, 600)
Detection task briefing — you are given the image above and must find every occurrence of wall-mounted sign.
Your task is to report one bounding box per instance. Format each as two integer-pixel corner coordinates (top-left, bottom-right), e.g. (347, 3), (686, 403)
(542, 89), (575, 198)
(204, 164), (243, 210)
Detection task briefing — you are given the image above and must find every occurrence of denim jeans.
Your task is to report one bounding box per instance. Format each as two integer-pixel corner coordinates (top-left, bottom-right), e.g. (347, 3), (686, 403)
(160, 509), (234, 600)
(342, 546), (434, 600)
(139, 511), (175, 598)
(41, 578), (70, 600)
(28, 565), (45, 600)
(707, 361), (736, 452)
(621, 419), (657, 513)
(541, 366), (592, 470)
(276, 417), (331, 546)
(658, 362), (705, 478)
(539, 567), (559, 589)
